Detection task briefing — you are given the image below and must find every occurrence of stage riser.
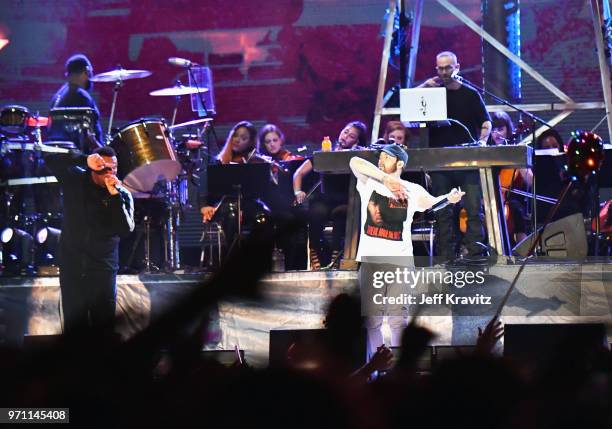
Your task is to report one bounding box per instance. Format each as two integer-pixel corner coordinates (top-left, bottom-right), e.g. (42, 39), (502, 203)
(0, 265), (610, 366)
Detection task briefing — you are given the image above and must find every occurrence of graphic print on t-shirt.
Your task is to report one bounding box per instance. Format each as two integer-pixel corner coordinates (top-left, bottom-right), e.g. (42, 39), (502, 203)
(364, 190), (408, 241)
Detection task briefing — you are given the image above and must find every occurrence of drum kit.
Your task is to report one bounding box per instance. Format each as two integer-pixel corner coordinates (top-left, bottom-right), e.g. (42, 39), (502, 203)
(0, 66), (213, 275)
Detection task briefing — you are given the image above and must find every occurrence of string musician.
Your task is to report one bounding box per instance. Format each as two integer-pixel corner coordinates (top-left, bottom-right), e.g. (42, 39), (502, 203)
(257, 124), (304, 163)
(216, 121), (267, 165)
(293, 121), (368, 269)
(489, 111), (532, 245)
(201, 122), (304, 263)
(257, 124), (306, 269)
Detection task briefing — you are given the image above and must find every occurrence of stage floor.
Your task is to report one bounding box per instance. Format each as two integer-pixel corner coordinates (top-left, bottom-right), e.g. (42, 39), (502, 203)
(1, 261), (611, 366)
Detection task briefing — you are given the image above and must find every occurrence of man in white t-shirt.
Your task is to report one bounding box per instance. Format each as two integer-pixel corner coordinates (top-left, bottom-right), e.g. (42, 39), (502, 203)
(349, 144), (464, 356)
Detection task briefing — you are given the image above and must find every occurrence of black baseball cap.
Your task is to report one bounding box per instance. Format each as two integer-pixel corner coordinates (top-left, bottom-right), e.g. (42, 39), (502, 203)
(380, 144), (408, 166)
(65, 54), (93, 75)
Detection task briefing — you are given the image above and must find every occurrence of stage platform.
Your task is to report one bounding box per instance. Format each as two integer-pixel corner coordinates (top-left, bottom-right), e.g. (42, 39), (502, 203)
(0, 261), (611, 366)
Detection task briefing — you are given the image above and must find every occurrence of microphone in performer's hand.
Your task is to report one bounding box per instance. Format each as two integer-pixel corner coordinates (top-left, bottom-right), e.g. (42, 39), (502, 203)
(168, 57), (196, 68)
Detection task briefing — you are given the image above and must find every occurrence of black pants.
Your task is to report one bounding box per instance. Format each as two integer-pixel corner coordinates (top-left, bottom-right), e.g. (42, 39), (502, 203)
(431, 170), (484, 259)
(59, 263), (117, 334)
(308, 196), (347, 256)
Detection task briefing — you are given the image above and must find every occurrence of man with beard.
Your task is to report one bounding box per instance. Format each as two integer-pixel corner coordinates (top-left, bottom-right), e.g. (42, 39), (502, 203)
(350, 144), (464, 356)
(418, 51), (491, 262)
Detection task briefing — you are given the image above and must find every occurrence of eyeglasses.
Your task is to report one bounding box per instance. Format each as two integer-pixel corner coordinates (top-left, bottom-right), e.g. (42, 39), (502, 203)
(435, 65), (456, 72)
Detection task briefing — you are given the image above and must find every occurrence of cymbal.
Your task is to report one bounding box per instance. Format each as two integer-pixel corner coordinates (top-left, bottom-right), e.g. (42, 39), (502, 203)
(149, 84), (209, 97)
(169, 117), (213, 130)
(91, 68), (152, 82)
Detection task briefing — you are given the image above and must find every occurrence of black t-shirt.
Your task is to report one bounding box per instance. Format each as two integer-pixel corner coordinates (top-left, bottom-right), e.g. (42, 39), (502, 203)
(428, 85), (490, 148)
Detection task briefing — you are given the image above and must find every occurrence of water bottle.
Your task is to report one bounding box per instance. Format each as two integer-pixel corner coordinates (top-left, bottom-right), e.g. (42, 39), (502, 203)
(321, 136), (332, 152)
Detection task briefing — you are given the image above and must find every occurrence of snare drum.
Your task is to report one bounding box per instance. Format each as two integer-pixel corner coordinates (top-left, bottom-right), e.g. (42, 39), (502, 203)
(110, 118), (181, 192)
(0, 105), (30, 135)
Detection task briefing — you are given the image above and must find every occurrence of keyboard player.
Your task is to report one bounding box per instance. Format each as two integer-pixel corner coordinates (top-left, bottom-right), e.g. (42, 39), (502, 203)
(417, 51), (491, 262)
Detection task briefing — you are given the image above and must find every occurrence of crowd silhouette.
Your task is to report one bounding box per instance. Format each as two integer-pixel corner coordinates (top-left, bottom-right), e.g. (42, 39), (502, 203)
(2, 221), (611, 428)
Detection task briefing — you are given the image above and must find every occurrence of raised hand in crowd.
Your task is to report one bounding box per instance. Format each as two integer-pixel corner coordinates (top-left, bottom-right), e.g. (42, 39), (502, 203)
(476, 316), (504, 356)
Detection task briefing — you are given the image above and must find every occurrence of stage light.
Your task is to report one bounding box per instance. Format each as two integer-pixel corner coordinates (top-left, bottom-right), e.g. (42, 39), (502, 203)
(35, 227), (61, 274)
(1, 227), (13, 243)
(0, 38), (8, 51)
(1, 227), (35, 275)
(565, 130), (604, 182)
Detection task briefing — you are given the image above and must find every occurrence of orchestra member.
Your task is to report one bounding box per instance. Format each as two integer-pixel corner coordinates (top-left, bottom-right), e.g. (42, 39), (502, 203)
(201, 121), (270, 258)
(293, 121), (368, 269)
(536, 128), (564, 152)
(217, 121), (265, 164)
(383, 121), (409, 147)
(257, 123), (304, 162)
(490, 111), (532, 244)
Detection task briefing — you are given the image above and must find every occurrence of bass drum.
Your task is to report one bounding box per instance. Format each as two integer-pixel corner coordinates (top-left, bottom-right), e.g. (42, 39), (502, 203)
(0, 105), (30, 135)
(110, 118), (181, 192)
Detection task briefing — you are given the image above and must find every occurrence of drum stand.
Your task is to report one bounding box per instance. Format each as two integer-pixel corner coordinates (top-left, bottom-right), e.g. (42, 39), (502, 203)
(199, 222), (224, 269)
(163, 180), (182, 272)
(106, 80), (123, 143)
(142, 215), (160, 273)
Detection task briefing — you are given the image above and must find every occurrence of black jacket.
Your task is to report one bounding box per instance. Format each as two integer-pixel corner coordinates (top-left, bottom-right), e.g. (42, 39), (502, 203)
(45, 152), (135, 271)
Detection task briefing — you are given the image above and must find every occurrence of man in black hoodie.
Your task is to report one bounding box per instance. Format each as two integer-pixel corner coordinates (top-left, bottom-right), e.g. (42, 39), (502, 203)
(45, 146), (134, 334)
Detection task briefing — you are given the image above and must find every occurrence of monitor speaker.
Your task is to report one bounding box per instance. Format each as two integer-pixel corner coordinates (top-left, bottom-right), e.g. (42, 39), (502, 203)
(504, 323), (607, 363)
(512, 213), (587, 259)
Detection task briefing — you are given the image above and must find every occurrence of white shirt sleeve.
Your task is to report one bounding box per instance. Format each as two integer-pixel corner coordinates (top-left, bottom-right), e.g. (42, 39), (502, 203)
(405, 182), (446, 212)
(356, 176), (370, 195)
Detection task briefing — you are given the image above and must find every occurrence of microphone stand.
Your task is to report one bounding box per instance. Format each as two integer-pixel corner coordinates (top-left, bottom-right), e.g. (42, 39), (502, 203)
(186, 65), (219, 150)
(454, 74), (554, 256)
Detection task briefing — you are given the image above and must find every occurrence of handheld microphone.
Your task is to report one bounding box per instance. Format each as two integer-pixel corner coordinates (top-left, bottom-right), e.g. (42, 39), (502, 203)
(168, 57), (196, 68)
(451, 70), (463, 83)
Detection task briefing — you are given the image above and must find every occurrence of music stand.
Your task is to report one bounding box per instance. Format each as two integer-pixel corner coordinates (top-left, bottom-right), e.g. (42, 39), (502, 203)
(207, 163), (272, 249)
(533, 150), (567, 224)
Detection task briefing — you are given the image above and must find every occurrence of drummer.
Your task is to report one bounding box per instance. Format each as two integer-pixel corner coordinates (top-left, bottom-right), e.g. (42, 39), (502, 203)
(49, 54), (103, 153)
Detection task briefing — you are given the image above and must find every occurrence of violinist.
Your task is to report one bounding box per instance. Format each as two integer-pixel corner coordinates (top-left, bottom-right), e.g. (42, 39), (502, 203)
(383, 121), (409, 147)
(292, 121), (368, 269)
(490, 111), (532, 244)
(257, 124), (304, 162)
(201, 121), (270, 256)
(257, 124), (305, 269)
(217, 121), (266, 164)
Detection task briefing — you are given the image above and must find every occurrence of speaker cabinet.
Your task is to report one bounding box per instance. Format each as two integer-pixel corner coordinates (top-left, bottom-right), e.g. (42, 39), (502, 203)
(512, 213), (587, 259)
